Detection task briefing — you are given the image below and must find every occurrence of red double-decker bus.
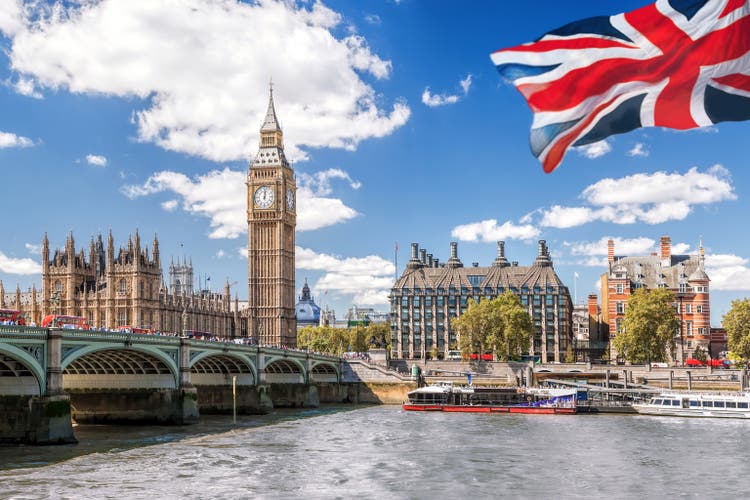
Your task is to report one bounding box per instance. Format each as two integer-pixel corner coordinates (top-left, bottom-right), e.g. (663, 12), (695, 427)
(0, 309), (25, 326)
(41, 315), (90, 330)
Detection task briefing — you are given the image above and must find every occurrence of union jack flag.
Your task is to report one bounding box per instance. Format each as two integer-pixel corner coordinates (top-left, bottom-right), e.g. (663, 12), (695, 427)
(491, 0), (750, 173)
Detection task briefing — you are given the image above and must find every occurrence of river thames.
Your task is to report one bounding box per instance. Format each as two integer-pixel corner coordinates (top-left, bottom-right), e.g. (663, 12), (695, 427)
(1, 405), (749, 499)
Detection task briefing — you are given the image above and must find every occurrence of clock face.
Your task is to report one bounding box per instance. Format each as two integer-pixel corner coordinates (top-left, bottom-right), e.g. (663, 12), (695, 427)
(254, 186), (274, 209)
(286, 188), (295, 211)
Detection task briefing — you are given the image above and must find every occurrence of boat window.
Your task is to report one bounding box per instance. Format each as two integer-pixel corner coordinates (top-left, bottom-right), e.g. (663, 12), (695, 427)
(739, 402), (748, 409)
(727, 401), (737, 408)
(689, 400), (699, 407)
(671, 400), (680, 406)
(653, 399), (662, 405)
(715, 401), (726, 408)
(662, 400), (672, 406)
(703, 401), (713, 407)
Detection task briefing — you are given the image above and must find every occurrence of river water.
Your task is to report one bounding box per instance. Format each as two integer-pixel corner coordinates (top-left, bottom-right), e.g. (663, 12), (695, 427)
(1, 405), (749, 499)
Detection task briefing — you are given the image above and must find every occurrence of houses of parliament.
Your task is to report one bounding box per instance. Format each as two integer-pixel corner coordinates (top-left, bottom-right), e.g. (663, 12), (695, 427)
(2, 87), (298, 346)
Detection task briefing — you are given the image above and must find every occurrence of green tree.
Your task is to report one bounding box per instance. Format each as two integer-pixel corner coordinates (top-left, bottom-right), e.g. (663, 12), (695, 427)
(488, 292), (533, 361)
(453, 298), (488, 359)
(564, 343), (575, 363)
(693, 345), (708, 363)
(613, 288), (680, 364)
(452, 293), (533, 362)
(724, 298), (750, 361)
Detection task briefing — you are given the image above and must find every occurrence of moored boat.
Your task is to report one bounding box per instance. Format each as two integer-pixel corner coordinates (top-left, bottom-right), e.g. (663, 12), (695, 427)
(402, 382), (581, 414)
(633, 392), (750, 418)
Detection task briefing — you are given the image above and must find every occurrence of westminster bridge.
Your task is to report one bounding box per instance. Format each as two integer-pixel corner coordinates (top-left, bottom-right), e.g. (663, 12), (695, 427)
(0, 325), (349, 444)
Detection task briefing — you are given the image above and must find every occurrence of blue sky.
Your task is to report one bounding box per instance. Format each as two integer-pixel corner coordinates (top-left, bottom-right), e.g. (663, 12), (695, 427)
(0, 0), (748, 326)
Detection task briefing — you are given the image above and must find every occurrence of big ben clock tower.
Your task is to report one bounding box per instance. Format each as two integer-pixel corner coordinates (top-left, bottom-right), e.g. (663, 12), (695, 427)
(247, 83), (297, 346)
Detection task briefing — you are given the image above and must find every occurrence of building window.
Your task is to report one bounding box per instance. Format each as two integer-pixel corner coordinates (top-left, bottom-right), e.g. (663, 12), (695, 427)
(546, 295), (553, 306)
(119, 279), (127, 294)
(698, 327), (706, 335)
(616, 283), (624, 294)
(685, 304), (692, 314)
(468, 275), (484, 286)
(54, 280), (62, 292)
(615, 318), (623, 334)
(679, 283), (687, 293)
(686, 321), (693, 337)
(616, 301), (624, 314)
(696, 305), (703, 313)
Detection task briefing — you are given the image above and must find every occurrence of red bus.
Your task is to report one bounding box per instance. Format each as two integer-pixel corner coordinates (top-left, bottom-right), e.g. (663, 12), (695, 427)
(0, 309), (25, 326)
(469, 353), (494, 361)
(41, 315), (90, 330)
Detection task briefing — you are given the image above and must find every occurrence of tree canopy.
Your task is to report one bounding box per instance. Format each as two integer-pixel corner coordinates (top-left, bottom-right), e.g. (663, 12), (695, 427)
(452, 292), (533, 361)
(612, 288), (680, 364)
(724, 298), (750, 361)
(297, 323), (390, 356)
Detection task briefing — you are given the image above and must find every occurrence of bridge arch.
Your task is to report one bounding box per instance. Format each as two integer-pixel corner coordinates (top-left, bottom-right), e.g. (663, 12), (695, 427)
(264, 358), (305, 384)
(0, 344), (44, 395)
(62, 344), (179, 389)
(310, 361), (339, 383)
(189, 352), (256, 386)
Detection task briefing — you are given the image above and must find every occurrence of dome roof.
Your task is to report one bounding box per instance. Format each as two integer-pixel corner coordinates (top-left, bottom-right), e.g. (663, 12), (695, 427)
(689, 266), (709, 282)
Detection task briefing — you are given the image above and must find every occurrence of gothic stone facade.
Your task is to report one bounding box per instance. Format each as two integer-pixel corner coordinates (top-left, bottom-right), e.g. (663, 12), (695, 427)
(39, 230), (236, 336)
(600, 236), (711, 363)
(391, 240), (573, 362)
(246, 86), (297, 347)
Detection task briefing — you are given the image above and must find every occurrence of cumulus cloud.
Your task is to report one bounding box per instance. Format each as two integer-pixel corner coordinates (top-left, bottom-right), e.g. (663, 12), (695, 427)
(86, 154), (107, 167)
(422, 74), (472, 107)
(575, 140), (611, 159)
(565, 237), (656, 258)
(628, 142), (649, 157)
(539, 165), (735, 229)
(24, 243), (41, 255)
(0, 131), (33, 148)
(706, 253), (750, 291)
(122, 166), (360, 238)
(451, 219), (540, 243)
(0, 251), (41, 275)
(161, 199), (178, 212)
(5, 0), (409, 162)
(296, 246), (394, 305)
(363, 13), (381, 25)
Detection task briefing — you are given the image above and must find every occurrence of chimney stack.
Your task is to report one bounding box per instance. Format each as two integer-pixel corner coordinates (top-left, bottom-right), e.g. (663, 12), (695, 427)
(660, 236), (671, 265)
(420, 249), (427, 265)
(607, 239), (615, 264)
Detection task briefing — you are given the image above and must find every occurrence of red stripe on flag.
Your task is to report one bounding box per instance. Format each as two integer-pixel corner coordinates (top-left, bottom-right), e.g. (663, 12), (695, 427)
(714, 73), (750, 92)
(497, 37), (634, 54)
(721, 0), (747, 18)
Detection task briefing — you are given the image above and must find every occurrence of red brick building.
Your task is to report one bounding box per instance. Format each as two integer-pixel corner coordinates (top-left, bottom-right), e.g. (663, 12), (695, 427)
(600, 236), (710, 363)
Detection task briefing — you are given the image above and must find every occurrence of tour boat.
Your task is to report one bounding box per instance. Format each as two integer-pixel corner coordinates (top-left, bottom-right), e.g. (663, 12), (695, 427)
(633, 392), (750, 418)
(402, 382), (581, 414)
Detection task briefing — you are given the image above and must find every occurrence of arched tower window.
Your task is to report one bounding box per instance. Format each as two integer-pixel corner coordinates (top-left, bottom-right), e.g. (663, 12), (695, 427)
(54, 280), (62, 292)
(119, 279), (127, 294)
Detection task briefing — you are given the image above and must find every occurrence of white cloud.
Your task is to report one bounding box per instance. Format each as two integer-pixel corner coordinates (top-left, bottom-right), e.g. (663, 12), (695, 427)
(706, 253), (750, 291)
(575, 140), (611, 159)
(363, 13), (381, 25)
(13, 76), (42, 98)
(539, 206), (593, 229)
(0, 251), (41, 275)
(538, 165), (736, 229)
(0, 130), (33, 148)
(565, 237), (656, 257)
(451, 219), (540, 243)
(86, 154), (107, 167)
(6, 0), (409, 162)
(296, 246), (394, 305)
(215, 249), (225, 259)
(0, 0), (23, 37)
(421, 73), (472, 107)
(628, 142), (649, 157)
(122, 166), (360, 238)
(24, 243), (41, 255)
(161, 199), (178, 212)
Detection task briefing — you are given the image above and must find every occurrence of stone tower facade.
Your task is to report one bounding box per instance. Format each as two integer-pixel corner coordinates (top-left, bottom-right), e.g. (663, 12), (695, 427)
(246, 85), (297, 346)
